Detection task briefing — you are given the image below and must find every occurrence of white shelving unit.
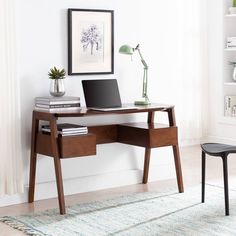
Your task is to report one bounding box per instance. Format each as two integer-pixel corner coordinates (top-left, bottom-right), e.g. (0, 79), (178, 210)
(222, 0), (236, 123)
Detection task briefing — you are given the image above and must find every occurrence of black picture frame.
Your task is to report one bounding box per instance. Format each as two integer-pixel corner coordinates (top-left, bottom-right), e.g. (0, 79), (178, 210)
(68, 9), (114, 75)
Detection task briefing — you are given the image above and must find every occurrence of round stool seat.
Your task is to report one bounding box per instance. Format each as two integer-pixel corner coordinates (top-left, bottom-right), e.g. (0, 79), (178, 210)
(201, 143), (236, 157)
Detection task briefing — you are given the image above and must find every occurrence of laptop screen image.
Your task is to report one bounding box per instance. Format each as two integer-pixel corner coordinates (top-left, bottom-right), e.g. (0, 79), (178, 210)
(82, 79), (122, 108)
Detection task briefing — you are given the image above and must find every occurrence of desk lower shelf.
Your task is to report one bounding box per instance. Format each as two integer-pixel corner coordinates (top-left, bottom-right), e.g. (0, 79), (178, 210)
(35, 122), (177, 159)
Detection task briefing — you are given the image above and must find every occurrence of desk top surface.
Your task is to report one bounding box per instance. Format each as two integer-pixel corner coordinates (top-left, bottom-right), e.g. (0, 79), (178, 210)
(34, 103), (174, 117)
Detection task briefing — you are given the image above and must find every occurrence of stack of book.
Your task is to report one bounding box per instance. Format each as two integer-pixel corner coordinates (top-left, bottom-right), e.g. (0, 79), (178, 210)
(35, 96), (80, 112)
(41, 123), (88, 136)
(227, 37), (236, 49)
(225, 95), (236, 117)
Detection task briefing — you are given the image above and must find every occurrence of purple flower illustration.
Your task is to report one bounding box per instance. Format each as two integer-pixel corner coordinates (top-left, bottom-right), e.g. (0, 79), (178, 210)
(81, 24), (102, 55)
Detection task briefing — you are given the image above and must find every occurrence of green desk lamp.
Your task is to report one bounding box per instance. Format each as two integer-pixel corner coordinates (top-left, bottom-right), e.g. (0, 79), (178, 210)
(119, 44), (150, 105)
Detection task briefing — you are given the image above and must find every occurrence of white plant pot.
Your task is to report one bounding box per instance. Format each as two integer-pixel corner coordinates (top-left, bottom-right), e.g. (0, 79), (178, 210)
(229, 7), (236, 14)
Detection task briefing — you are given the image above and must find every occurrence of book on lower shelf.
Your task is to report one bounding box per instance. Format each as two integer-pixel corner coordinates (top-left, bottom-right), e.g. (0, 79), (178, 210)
(35, 96), (81, 112)
(41, 123), (88, 136)
(225, 95), (236, 117)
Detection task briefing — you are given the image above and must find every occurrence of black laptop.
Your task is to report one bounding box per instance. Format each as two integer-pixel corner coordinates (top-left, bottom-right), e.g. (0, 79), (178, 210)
(82, 79), (137, 111)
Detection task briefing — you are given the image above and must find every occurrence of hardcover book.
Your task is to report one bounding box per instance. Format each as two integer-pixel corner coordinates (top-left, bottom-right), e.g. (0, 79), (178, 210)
(41, 123), (88, 132)
(35, 103), (80, 108)
(35, 96), (80, 105)
(35, 107), (81, 112)
(225, 95), (236, 116)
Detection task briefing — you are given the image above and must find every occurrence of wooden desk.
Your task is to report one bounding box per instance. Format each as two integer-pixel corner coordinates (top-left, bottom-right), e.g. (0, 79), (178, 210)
(29, 103), (184, 214)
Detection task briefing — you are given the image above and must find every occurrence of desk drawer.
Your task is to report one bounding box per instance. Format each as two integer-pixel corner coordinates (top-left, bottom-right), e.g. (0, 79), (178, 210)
(36, 132), (96, 158)
(118, 122), (178, 148)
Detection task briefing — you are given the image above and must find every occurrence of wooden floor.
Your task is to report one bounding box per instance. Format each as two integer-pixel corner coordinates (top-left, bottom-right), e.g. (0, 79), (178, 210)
(1, 145), (236, 235)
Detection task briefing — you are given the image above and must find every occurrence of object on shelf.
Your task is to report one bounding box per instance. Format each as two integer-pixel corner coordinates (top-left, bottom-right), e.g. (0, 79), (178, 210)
(35, 96), (80, 112)
(228, 61), (236, 81)
(226, 37), (236, 48)
(48, 66), (66, 97)
(225, 95), (236, 117)
(35, 96), (80, 104)
(41, 123), (88, 136)
(229, 0), (236, 14)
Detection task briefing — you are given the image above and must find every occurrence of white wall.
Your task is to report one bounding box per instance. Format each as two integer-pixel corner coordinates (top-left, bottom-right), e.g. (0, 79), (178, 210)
(0, 0), (181, 206)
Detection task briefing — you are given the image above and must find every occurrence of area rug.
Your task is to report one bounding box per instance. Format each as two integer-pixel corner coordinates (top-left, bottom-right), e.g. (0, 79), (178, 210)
(1, 183), (236, 236)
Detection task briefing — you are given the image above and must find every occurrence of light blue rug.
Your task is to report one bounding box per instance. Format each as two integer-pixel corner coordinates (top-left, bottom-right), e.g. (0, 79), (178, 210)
(1, 184), (236, 236)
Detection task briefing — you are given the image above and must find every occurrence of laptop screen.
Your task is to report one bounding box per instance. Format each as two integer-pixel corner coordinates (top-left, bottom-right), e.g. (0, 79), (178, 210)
(82, 79), (122, 108)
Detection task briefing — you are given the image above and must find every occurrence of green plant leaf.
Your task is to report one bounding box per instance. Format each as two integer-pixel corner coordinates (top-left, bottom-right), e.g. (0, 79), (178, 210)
(48, 66), (66, 79)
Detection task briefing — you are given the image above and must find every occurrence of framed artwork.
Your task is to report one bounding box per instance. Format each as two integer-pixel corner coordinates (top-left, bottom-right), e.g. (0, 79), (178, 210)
(68, 9), (114, 75)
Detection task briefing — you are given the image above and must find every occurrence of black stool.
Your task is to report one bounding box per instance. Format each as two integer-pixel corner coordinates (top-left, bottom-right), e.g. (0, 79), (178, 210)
(201, 143), (236, 216)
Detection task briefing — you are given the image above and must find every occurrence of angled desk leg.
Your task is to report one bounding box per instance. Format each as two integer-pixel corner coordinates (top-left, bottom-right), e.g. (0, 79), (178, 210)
(28, 111), (39, 203)
(28, 111), (66, 214)
(142, 111), (154, 184)
(49, 116), (66, 215)
(168, 107), (184, 193)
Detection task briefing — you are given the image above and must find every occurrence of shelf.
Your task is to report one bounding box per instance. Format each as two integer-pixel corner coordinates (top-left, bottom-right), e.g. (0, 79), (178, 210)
(224, 82), (236, 86)
(225, 14), (236, 18)
(225, 48), (236, 51)
(219, 116), (236, 125)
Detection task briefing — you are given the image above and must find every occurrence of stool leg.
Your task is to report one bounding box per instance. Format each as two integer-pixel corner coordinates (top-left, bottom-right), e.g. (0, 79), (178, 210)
(201, 151), (206, 203)
(222, 155), (229, 216)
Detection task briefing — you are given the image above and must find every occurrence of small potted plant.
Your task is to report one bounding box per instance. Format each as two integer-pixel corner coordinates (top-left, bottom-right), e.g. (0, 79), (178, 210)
(229, 0), (236, 14)
(48, 66), (66, 97)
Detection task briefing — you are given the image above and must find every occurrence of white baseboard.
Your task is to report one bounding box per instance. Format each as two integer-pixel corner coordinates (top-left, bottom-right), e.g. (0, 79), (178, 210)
(0, 164), (175, 207)
(180, 139), (201, 147)
(201, 135), (236, 145)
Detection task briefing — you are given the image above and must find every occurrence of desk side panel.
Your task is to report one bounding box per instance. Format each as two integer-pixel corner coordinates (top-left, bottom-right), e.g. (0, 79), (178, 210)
(149, 127), (178, 148)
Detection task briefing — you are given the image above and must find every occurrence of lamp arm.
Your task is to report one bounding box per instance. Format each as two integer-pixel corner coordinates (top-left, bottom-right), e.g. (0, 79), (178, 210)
(137, 48), (148, 69)
(135, 46), (149, 102)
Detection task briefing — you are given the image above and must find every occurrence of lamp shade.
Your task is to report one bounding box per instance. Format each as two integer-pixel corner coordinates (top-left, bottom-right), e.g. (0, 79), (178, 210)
(119, 45), (134, 55)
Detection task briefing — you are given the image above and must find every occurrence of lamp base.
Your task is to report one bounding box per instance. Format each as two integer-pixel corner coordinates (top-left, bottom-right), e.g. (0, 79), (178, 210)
(134, 100), (151, 106)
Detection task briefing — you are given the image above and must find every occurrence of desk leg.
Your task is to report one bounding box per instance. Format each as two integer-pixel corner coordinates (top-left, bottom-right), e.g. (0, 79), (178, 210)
(53, 157), (65, 214)
(168, 108), (184, 193)
(142, 112), (154, 184)
(143, 148), (151, 184)
(50, 118), (66, 215)
(172, 145), (184, 193)
(29, 112), (39, 203)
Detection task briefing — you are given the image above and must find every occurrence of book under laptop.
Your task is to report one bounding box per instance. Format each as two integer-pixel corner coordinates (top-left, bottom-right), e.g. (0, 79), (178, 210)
(82, 79), (138, 111)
